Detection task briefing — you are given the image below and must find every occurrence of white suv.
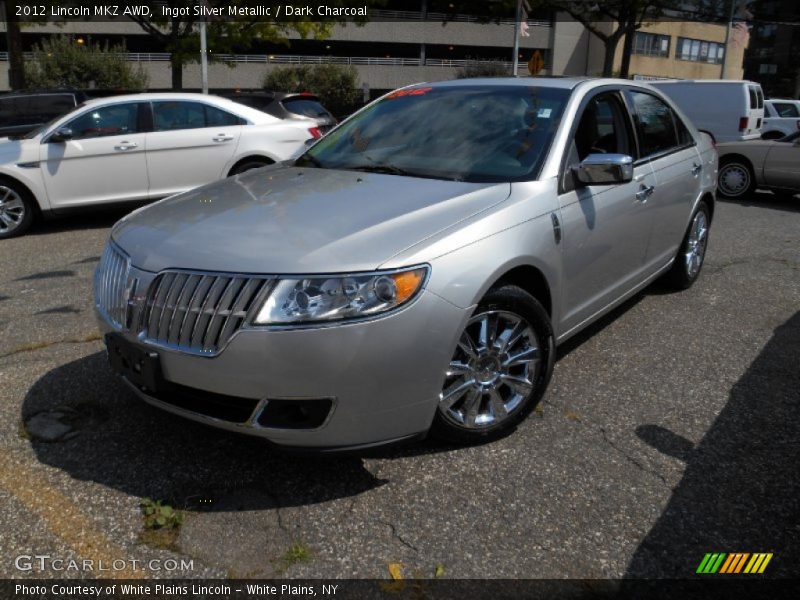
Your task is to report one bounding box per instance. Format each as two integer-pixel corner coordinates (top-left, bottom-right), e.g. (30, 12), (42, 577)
(761, 99), (800, 140)
(0, 93), (317, 239)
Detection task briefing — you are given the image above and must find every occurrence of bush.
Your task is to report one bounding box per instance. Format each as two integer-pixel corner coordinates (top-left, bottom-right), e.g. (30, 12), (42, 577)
(25, 36), (149, 90)
(263, 64), (360, 119)
(455, 61), (510, 79)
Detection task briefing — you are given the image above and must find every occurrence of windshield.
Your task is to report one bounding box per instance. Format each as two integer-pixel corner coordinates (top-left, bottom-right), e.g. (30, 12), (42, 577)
(296, 84), (570, 183)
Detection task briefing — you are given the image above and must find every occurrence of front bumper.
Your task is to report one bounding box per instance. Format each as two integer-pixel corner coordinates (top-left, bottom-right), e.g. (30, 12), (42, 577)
(96, 288), (471, 449)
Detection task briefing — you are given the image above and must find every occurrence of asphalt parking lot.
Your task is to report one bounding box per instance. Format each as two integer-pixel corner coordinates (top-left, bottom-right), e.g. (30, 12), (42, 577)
(0, 191), (798, 581)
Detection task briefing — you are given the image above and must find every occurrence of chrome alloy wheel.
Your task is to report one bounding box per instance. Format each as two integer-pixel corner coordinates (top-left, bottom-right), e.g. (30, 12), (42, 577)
(439, 310), (540, 429)
(685, 210), (708, 279)
(718, 163), (751, 198)
(0, 186), (26, 235)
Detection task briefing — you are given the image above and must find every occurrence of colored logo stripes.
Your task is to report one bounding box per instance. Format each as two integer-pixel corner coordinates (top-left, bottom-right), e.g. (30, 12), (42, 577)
(697, 553), (773, 574)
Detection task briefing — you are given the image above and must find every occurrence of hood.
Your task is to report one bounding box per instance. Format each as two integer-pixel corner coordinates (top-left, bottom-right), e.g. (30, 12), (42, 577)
(112, 166), (510, 274)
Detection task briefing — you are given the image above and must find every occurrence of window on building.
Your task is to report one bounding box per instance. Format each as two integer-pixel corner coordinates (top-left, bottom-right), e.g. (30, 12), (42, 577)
(633, 32), (671, 58)
(677, 37), (725, 64)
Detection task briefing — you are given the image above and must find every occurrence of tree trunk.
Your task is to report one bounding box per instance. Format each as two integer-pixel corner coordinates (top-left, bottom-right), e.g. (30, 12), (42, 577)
(6, 5), (25, 90)
(619, 21), (637, 79)
(170, 53), (183, 89)
(602, 41), (616, 77)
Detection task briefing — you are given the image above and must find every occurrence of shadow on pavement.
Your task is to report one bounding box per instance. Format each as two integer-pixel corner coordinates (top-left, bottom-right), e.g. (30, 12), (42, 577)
(625, 311), (800, 578)
(23, 352), (389, 512)
(720, 190), (800, 214)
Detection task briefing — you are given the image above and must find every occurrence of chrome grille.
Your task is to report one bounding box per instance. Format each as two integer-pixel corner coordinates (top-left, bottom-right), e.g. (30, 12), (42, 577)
(142, 272), (271, 355)
(95, 242), (131, 329)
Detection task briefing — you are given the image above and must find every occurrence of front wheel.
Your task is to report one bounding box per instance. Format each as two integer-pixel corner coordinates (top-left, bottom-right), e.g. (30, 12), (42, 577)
(664, 201), (710, 290)
(0, 181), (35, 239)
(431, 285), (554, 444)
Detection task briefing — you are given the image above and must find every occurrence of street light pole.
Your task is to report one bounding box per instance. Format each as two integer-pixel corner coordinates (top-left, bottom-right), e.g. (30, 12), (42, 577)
(200, 17), (209, 94)
(512, 0), (522, 76)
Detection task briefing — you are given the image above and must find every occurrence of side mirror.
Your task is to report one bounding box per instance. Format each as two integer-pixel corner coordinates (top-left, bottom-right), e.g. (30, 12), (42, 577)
(48, 127), (74, 143)
(572, 153), (634, 185)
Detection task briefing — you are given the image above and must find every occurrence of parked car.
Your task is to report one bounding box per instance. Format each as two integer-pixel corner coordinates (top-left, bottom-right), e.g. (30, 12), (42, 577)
(0, 93), (317, 239)
(716, 131), (800, 199)
(650, 79), (764, 143)
(0, 89), (90, 139)
(94, 78), (716, 450)
(761, 99), (800, 140)
(224, 90), (337, 136)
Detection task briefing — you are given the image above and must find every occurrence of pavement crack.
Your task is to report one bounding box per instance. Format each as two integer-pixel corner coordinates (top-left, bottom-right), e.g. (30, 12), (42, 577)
(0, 334), (103, 360)
(380, 520), (418, 552)
(599, 427), (669, 486)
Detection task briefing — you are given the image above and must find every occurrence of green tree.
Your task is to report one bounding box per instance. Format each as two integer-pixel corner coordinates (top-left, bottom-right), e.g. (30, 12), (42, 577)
(25, 36), (149, 89)
(263, 64), (360, 118)
(528, 1), (724, 77)
(126, 0), (382, 90)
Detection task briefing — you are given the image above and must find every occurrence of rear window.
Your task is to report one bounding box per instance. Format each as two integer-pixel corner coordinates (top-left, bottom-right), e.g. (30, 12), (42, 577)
(748, 87), (757, 109)
(772, 102), (799, 118)
(282, 97), (332, 119)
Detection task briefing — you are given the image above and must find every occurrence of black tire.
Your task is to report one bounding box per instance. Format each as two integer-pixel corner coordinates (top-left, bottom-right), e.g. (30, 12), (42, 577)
(664, 201), (710, 290)
(0, 178), (35, 239)
(717, 157), (755, 199)
(761, 131), (786, 140)
(229, 158), (273, 176)
(430, 285), (555, 445)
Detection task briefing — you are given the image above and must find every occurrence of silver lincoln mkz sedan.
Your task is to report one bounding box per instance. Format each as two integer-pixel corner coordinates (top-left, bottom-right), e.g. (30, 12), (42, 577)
(95, 78), (717, 450)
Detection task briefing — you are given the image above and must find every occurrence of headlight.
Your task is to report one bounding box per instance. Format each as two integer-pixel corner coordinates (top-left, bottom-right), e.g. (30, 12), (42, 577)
(253, 266), (428, 325)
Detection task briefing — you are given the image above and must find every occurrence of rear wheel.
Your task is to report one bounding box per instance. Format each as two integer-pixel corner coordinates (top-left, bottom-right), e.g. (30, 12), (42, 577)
(717, 158), (754, 199)
(0, 181), (35, 239)
(229, 158), (273, 176)
(431, 285), (554, 444)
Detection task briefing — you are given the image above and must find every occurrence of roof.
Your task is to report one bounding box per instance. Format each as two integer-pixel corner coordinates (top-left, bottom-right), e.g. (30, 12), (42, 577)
(81, 92), (234, 105)
(427, 77), (592, 90)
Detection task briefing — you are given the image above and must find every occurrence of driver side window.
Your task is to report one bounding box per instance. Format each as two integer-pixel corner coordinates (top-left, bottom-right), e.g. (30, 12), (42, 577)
(563, 92), (632, 192)
(63, 103), (140, 140)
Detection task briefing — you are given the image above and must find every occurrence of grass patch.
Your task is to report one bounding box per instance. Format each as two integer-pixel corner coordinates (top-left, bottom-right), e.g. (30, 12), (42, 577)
(275, 542), (312, 573)
(138, 498), (185, 551)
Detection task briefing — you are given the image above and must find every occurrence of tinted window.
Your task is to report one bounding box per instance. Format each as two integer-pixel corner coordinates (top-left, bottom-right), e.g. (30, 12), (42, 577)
(153, 101), (206, 131)
(153, 101), (241, 130)
(748, 87), (757, 109)
(299, 85), (570, 183)
(629, 91), (679, 157)
(204, 104), (242, 126)
(282, 97), (332, 119)
(0, 94), (75, 127)
(64, 103), (139, 139)
(772, 102), (799, 118)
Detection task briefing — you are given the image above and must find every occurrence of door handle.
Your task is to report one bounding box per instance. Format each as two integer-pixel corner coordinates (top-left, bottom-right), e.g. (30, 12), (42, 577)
(212, 134), (234, 142)
(114, 142), (138, 151)
(691, 163), (702, 176)
(635, 184), (655, 202)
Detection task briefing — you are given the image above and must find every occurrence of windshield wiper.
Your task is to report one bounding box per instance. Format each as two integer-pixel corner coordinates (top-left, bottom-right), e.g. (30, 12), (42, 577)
(348, 163), (415, 177)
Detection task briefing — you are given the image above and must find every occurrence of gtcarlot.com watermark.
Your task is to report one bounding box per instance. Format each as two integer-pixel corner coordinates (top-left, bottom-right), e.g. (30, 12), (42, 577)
(14, 554), (194, 573)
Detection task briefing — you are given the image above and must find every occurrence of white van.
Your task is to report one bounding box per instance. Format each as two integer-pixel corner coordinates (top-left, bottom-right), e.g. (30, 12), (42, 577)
(649, 80), (765, 143)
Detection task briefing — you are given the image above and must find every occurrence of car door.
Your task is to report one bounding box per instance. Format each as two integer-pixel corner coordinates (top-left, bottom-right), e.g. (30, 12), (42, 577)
(626, 89), (702, 270)
(763, 136), (800, 189)
(145, 101), (243, 198)
(557, 90), (657, 334)
(39, 101), (148, 208)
